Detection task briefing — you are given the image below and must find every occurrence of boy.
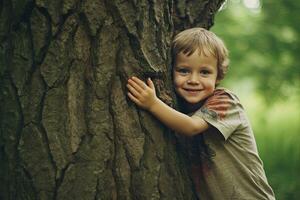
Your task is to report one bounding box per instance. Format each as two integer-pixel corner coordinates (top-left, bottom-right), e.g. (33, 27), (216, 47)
(126, 28), (275, 199)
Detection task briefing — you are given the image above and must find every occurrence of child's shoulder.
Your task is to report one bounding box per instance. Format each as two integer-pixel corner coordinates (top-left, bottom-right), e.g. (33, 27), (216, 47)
(213, 87), (241, 103)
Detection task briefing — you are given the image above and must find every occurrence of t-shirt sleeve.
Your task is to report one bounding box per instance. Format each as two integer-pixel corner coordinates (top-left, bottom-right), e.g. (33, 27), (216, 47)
(193, 89), (242, 140)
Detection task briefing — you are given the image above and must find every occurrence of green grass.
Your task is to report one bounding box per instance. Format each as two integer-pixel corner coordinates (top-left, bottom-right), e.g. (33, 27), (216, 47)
(239, 91), (300, 200)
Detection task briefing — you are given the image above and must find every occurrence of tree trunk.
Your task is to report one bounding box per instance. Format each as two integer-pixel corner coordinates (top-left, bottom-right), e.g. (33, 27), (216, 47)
(0, 0), (224, 199)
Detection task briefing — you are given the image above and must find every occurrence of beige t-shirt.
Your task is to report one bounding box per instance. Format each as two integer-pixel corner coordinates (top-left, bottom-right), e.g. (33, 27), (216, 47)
(192, 88), (275, 200)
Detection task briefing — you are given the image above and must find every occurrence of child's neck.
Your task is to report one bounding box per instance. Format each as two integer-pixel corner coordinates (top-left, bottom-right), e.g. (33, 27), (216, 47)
(184, 102), (203, 113)
(179, 99), (205, 114)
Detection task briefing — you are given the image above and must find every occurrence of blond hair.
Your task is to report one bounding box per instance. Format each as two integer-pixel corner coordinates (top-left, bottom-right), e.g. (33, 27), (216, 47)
(172, 27), (229, 81)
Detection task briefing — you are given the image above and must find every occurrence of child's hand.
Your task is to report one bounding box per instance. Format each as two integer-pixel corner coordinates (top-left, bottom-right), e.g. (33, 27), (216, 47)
(126, 76), (158, 111)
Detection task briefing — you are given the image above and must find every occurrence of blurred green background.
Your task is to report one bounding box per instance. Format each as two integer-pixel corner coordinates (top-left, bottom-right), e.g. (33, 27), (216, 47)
(211, 0), (300, 199)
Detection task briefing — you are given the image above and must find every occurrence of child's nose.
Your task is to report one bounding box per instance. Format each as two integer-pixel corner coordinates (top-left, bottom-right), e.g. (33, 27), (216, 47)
(187, 74), (200, 84)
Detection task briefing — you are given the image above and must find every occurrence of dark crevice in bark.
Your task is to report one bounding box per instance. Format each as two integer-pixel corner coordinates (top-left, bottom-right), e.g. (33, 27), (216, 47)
(33, 75), (59, 198)
(105, 26), (125, 199)
(194, 0), (213, 28)
(21, 165), (38, 200)
(166, 0), (174, 33)
(0, 146), (7, 199)
(78, 12), (94, 40)
(67, 0), (84, 14)
(35, 72), (47, 124)
(46, 58), (73, 90)
(172, 0), (189, 31)
(94, 177), (100, 200)
(137, 111), (156, 144)
(0, 1), (12, 75)
(130, 110), (157, 199)
(70, 21), (79, 44)
(81, 24), (95, 140)
(108, 85), (119, 200)
(72, 134), (93, 160)
(0, 0), (3, 16)
(194, 0), (224, 29)
(51, 8), (75, 39)
(103, 0), (124, 29)
(128, 33), (156, 73)
(7, 73), (25, 199)
(52, 162), (73, 200)
(112, 74), (135, 199)
(24, 18), (36, 88)
(157, 163), (163, 199)
(112, 51), (135, 198)
(37, 124), (57, 173)
(0, 3), (13, 197)
(148, 0), (166, 63)
(85, 20), (104, 99)
(115, 32), (131, 94)
(37, 123), (59, 197)
(125, 145), (135, 200)
(133, 0), (143, 39)
(107, 0), (158, 75)
(11, 1), (35, 32)
(110, 77), (138, 176)
(34, 6), (53, 66)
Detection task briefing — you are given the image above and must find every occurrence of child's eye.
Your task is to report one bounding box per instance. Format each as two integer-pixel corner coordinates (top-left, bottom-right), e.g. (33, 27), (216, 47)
(177, 68), (190, 74)
(200, 69), (211, 75)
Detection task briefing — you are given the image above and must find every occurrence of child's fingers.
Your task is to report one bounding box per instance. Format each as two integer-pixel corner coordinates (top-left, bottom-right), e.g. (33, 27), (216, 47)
(127, 83), (141, 98)
(127, 92), (141, 105)
(128, 78), (144, 93)
(147, 78), (155, 90)
(132, 76), (147, 89)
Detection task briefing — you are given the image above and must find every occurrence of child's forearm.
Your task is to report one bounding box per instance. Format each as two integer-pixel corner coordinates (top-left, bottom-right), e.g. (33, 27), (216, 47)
(126, 76), (209, 136)
(149, 98), (209, 136)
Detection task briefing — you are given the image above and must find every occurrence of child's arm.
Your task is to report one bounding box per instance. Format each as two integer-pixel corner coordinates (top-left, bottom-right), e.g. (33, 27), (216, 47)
(126, 76), (209, 136)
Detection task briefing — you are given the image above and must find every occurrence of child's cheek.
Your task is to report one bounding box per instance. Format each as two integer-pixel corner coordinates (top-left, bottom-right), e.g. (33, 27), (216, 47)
(172, 76), (180, 87)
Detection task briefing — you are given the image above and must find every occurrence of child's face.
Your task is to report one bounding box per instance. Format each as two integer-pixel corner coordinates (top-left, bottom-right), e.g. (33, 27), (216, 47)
(173, 49), (218, 105)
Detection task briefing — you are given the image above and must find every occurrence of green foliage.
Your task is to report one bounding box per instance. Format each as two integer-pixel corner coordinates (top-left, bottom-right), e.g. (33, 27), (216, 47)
(212, 0), (300, 102)
(242, 93), (300, 200)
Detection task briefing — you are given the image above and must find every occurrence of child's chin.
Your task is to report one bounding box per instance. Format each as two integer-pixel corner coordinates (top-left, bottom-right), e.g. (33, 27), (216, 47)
(183, 97), (203, 104)
(186, 100), (202, 105)
(176, 94), (203, 105)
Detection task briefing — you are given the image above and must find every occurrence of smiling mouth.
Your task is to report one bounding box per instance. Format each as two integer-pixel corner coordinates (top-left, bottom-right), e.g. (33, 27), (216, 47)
(183, 88), (201, 92)
(182, 88), (202, 96)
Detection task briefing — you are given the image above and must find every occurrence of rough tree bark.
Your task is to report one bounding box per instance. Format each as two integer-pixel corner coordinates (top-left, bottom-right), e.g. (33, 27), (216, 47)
(0, 0), (224, 199)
